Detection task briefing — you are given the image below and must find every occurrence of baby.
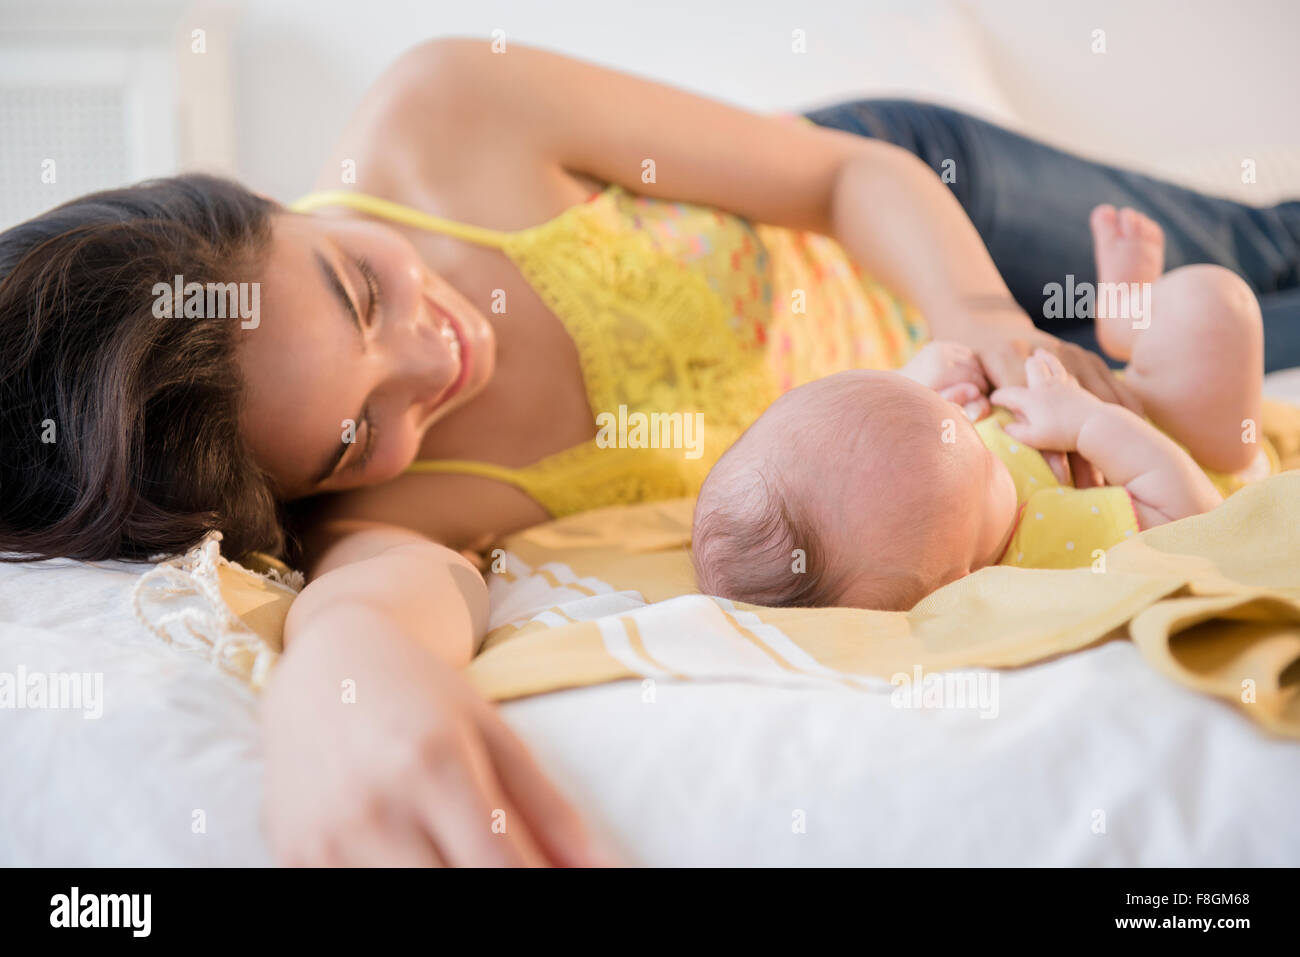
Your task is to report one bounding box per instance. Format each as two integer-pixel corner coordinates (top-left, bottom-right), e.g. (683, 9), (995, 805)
(693, 206), (1271, 610)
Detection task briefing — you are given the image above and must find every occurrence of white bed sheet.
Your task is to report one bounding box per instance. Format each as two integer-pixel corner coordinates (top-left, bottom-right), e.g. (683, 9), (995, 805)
(505, 642), (1300, 866)
(5, 618), (1297, 866)
(3, 378), (1299, 867)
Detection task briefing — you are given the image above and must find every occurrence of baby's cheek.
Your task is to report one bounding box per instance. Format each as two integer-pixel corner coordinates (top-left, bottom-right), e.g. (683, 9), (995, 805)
(937, 514), (979, 563)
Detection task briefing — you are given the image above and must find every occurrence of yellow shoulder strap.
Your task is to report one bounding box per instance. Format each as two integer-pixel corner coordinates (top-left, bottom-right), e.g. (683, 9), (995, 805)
(405, 458), (536, 490)
(289, 190), (510, 250)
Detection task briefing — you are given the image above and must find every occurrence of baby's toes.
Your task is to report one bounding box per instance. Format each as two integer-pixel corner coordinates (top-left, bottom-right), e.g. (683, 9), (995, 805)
(1134, 209), (1165, 247)
(1089, 203), (1120, 242)
(1117, 206), (1164, 249)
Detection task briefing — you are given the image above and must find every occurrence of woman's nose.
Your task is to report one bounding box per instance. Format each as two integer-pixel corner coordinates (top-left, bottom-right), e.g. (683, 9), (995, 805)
(382, 288), (450, 383)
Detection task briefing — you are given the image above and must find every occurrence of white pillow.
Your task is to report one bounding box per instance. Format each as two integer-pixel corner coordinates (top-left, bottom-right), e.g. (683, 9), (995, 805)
(1145, 146), (1300, 206)
(0, 543), (285, 865)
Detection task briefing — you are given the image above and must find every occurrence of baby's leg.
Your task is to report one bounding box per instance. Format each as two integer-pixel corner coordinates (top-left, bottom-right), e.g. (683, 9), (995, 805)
(1091, 205), (1263, 474)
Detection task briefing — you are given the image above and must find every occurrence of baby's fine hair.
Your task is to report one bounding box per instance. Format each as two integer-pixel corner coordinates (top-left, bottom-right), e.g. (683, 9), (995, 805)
(692, 372), (942, 610)
(692, 463), (843, 607)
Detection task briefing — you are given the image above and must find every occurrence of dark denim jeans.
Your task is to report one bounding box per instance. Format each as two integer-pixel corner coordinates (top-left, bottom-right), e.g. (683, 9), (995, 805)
(806, 99), (1300, 371)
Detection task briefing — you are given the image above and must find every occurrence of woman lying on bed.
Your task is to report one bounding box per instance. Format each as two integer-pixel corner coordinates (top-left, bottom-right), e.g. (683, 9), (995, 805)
(2, 38), (1298, 866)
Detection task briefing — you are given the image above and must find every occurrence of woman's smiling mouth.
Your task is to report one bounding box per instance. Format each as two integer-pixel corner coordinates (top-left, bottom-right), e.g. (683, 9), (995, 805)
(420, 294), (473, 420)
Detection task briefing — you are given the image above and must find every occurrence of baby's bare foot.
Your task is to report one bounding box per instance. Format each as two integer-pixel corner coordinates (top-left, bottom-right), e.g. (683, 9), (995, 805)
(1089, 205), (1165, 359)
(1090, 204), (1164, 288)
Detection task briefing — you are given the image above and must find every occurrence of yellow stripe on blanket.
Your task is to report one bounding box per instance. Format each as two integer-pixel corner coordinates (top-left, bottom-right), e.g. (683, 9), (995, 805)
(465, 401), (1300, 738)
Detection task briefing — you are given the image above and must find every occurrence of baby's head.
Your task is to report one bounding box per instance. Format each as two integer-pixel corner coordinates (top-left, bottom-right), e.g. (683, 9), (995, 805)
(693, 370), (1017, 610)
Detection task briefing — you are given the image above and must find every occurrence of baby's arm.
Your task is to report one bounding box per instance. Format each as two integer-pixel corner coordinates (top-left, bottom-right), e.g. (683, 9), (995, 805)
(991, 351), (1222, 529)
(1074, 402), (1224, 526)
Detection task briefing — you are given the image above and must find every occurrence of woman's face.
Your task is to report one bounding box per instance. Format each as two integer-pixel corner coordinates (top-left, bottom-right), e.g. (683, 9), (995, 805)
(237, 212), (496, 500)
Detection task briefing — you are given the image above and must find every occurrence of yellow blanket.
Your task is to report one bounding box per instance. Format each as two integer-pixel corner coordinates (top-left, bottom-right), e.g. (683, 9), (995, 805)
(464, 399), (1300, 738)
(217, 400), (1300, 738)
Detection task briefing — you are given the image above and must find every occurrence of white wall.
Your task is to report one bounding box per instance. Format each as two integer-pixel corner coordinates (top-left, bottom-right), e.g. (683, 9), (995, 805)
(227, 0), (994, 199)
(974, 0), (1300, 163)
(223, 0), (1300, 202)
(7, 0), (1296, 204)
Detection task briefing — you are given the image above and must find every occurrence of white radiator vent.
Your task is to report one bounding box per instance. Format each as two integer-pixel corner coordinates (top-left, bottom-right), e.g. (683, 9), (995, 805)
(0, 85), (130, 228)
(0, 0), (203, 232)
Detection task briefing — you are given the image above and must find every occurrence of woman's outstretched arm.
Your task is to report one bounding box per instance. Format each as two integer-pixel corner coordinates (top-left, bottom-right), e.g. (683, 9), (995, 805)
(262, 522), (605, 866)
(373, 37), (1137, 408)
(287, 521), (489, 665)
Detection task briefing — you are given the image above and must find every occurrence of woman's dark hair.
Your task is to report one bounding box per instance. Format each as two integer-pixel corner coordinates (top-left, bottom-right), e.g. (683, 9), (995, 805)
(0, 174), (285, 562)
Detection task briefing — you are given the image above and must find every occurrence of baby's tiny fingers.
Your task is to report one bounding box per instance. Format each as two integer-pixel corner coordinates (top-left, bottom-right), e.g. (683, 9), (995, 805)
(1033, 348), (1071, 381)
(1023, 353), (1053, 388)
(964, 396), (991, 422)
(989, 386), (1028, 411)
(1001, 421), (1038, 445)
(939, 382), (981, 404)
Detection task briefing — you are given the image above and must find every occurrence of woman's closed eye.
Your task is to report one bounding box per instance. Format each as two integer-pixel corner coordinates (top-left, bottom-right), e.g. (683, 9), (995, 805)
(333, 260), (380, 479)
(356, 256), (382, 324)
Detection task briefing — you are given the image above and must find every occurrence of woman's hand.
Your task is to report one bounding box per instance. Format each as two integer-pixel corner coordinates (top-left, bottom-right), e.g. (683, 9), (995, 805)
(989, 349), (1101, 451)
(988, 349), (1107, 486)
(955, 315), (1144, 415)
(262, 605), (611, 867)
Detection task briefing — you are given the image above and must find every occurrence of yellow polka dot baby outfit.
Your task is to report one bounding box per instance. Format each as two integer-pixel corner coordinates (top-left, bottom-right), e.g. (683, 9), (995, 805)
(979, 409), (1141, 570)
(977, 408), (1277, 569)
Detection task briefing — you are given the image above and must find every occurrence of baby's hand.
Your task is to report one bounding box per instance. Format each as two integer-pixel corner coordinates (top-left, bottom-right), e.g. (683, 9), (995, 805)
(989, 349), (1102, 452)
(900, 340), (991, 420)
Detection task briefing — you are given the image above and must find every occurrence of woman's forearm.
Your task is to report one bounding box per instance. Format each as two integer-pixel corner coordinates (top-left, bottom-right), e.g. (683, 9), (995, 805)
(284, 538), (490, 668)
(829, 145), (1031, 337)
(388, 41), (1034, 345)
(262, 540), (596, 867)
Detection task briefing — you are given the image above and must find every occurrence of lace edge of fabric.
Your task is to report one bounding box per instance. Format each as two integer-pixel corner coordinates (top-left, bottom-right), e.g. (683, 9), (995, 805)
(130, 531), (291, 691)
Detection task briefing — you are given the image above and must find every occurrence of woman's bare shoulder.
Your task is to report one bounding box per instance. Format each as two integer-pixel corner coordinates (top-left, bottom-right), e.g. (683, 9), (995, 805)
(308, 38), (582, 227)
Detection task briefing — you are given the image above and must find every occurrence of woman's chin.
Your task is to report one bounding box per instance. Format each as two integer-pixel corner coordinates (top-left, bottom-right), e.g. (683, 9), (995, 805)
(422, 366), (491, 430)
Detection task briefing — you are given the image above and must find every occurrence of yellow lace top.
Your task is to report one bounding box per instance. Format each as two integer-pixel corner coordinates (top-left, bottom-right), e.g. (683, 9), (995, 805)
(290, 186), (927, 516)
